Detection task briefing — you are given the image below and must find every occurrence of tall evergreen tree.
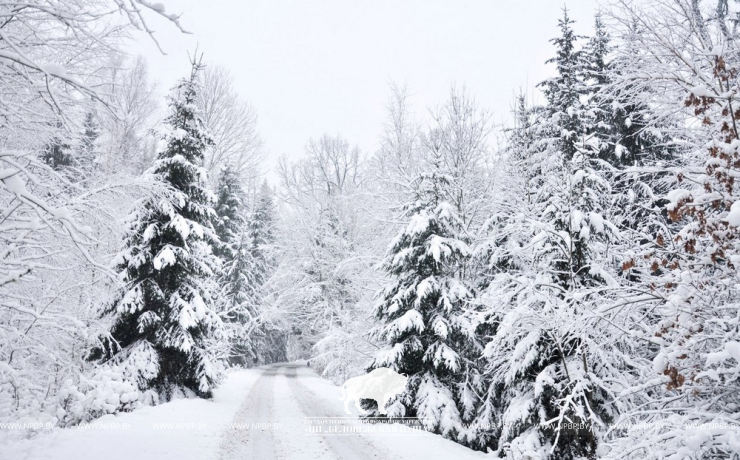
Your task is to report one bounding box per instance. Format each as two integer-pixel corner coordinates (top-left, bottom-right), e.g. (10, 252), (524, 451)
(247, 182), (288, 364)
(41, 122), (74, 170)
(586, 16), (680, 248)
(474, 16), (623, 458)
(582, 13), (610, 91)
(506, 94), (549, 207)
(581, 13), (615, 164)
(213, 165), (246, 258)
(540, 7), (585, 161)
(370, 166), (479, 441)
(248, 181), (276, 286)
(218, 178), (286, 366)
(78, 112), (100, 172)
(92, 61), (225, 400)
(212, 165), (255, 365)
(477, 128), (620, 459)
(581, 15), (677, 170)
(220, 226), (260, 366)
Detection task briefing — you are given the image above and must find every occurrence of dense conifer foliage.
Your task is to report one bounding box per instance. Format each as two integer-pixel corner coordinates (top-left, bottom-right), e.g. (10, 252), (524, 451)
(93, 62), (225, 400)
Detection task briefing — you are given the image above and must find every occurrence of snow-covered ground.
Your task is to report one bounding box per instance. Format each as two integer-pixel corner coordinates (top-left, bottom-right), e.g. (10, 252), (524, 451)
(1, 364), (489, 460)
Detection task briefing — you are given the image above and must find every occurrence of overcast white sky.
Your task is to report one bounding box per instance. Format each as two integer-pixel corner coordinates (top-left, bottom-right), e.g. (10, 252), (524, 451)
(132, 0), (601, 178)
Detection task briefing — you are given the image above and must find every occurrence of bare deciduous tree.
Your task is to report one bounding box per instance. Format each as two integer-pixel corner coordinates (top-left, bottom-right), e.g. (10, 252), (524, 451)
(197, 65), (266, 185)
(0, 0), (187, 425)
(278, 134), (364, 206)
(99, 55), (160, 174)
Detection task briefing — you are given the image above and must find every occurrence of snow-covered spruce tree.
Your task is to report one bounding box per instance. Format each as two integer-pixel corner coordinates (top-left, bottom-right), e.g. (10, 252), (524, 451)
(41, 123), (75, 170)
(219, 227), (260, 366)
(466, 95), (529, 452)
(78, 112), (101, 174)
(216, 176), (285, 366)
(212, 165), (258, 366)
(216, 176), (286, 367)
(370, 165), (479, 441)
(538, 9), (613, 291)
(478, 131), (619, 460)
(92, 62), (225, 401)
(247, 181), (275, 287)
(583, 14), (677, 170)
(503, 94), (550, 208)
(468, 94), (556, 451)
(581, 13), (618, 165)
(472, 15), (625, 458)
(246, 182), (288, 364)
(539, 7), (585, 162)
(213, 165), (246, 259)
(481, 139), (621, 460)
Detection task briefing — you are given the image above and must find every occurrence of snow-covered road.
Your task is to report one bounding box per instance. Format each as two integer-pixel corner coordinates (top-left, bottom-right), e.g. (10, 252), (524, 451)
(219, 364), (388, 460)
(2, 364), (488, 460)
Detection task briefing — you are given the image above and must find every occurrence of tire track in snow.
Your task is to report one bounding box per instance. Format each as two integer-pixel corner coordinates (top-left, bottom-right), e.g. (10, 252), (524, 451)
(271, 366), (334, 459)
(283, 364), (392, 460)
(217, 366), (279, 460)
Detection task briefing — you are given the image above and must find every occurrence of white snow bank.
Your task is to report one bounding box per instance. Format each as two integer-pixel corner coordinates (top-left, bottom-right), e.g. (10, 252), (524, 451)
(0, 369), (262, 460)
(293, 366), (489, 459)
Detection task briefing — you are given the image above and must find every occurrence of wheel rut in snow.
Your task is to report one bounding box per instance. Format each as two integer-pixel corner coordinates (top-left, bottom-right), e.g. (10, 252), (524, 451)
(283, 364), (391, 460)
(217, 366), (279, 460)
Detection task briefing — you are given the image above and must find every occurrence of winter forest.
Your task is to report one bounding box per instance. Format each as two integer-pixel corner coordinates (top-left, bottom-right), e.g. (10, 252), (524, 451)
(1, 0), (740, 459)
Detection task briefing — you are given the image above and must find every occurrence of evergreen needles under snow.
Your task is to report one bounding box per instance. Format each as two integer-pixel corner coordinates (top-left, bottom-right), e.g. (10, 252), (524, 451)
(91, 62), (225, 401)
